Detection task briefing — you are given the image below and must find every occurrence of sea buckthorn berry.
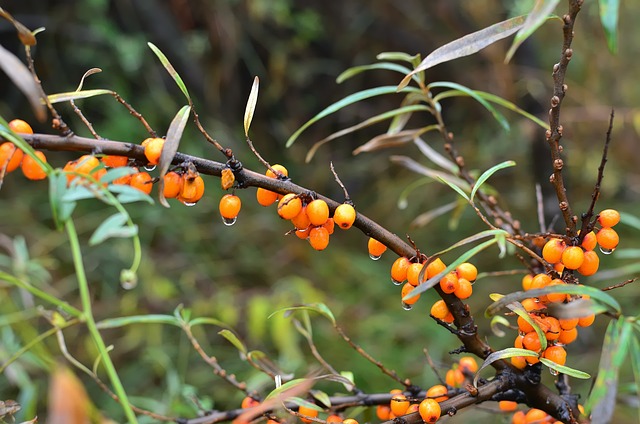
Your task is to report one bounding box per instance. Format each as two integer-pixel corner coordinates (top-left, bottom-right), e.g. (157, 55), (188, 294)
(561, 246), (584, 270)
(256, 188), (278, 207)
(418, 398), (441, 423)
(455, 262), (478, 282)
(130, 171), (153, 194)
(241, 396), (260, 409)
(322, 218), (335, 235)
(596, 227), (619, 251)
(524, 409), (548, 423)
(430, 300), (450, 320)
(333, 203), (356, 229)
(543, 317), (561, 341)
(439, 272), (459, 294)
(511, 410), (526, 424)
(367, 237), (387, 258)
(426, 384), (448, 402)
(530, 273), (551, 291)
(454, 277), (472, 299)
(581, 231), (597, 251)
(220, 168), (235, 190)
(445, 368), (464, 387)
(499, 401), (518, 412)
(521, 274), (534, 291)
(426, 258), (446, 278)
(376, 405), (391, 421)
(559, 318), (579, 331)
(21, 150), (47, 180)
(179, 175), (205, 203)
(542, 238), (565, 264)
(163, 171), (183, 199)
(295, 227), (310, 240)
(298, 405), (318, 423)
(143, 137), (165, 165)
(517, 315), (535, 334)
(390, 394), (409, 417)
(458, 356), (478, 374)
(401, 282), (420, 305)
(219, 194), (242, 220)
(8, 119), (34, 134)
(306, 199), (329, 226)
(442, 312), (454, 324)
(0, 143), (24, 173)
(326, 415), (342, 423)
(511, 356), (527, 370)
(577, 250), (599, 276)
(558, 327), (578, 345)
(391, 257), (411, 284)
(405, 404), (419, 414)
(342, 419), (357, 424)
(102, 155), (128, 168)
(113, 167), (136, 185)
(407, 262), (424, 287)
(525, 355), (540, 365)
(278, 193), (303, 220)
(577, 314), (595, 327)
(291, 206), (311, 230)
(308, 226), (330, 251)
(546, 279), (566, 303)
(522, 331), (542, 352)
(598, 209), (620, 228)
(553, 263), (565, 274)
(266, 164), (288, 179)
(514, 335), (524, 349)
(543, 345), (567, 366)
(521, 298), (543, 312)
(74, 155), (100, 177)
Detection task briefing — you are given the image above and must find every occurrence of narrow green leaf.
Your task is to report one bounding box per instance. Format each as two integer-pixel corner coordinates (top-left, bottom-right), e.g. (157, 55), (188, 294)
(474, 347), (539, 386)
(336, 62), (414, 84)
(96, 314), (180, 329)
(62, 185), (100, 202)
(108, 184), (154, 204)
(598, 0), (619, 54)
(339, 371), (355, 391)
(264, 378), (308, 400)
(506, 301), (547, 352)
(286, 86), (421, 148)
(471, 161), (516, 201)
(398, 15), (527, 90)
(49, 172), (75, 229)
(490, 315), (511, 337)
(413, 137), (457, 173)
(98, 167), (137, 185)
(47, 89), (114, 104)
(287, 397), (324, 412)
(429, 81), (510, 131)
(505, 0), (561, 63)
(539, 358), (591, 379)
(269, 303), (336, 326)
(437, 175), (469, 202)
(310, 390), (331, 408)
(244, 76), (259, 137)
(629, 337), (640, 424)
(156, 104), (190, 208)
(352, 126), (438, 156)
(620, 211), (640, 231)
(147, 42), (190, 101)
(218, 329), (247, 355)
(376, 52), (421, 64)
(89, 213), (137, 246)
(188, 317), (229, 328)
(411, 201), (457, 228)
(390, 155), (471, 191)
(0, 44), (45, 121)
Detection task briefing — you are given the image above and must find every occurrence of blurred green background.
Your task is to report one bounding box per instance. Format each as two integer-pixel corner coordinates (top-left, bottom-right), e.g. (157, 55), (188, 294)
(1, 1), (639, 423)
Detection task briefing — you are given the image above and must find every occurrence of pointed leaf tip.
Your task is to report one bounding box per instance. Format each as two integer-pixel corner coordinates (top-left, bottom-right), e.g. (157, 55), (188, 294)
(244, 76), (259, 137)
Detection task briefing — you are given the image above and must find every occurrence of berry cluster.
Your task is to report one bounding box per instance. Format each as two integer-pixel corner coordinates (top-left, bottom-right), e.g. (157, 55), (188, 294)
(509, 405), (584, 424)
(0, 119), (48, 180)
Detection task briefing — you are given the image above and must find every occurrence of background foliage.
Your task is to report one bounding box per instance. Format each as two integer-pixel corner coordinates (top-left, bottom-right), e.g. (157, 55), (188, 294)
(1, 1), (639, 423)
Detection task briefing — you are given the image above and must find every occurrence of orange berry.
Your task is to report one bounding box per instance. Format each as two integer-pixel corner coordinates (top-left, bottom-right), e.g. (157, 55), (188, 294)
(256, 187), (278, 207)
(74, 155), (100, 177)
(220, 168), (235, 190)
(326, 415), (342, 423)
(430, 300), (450, 320)
(418, 398), (441, 423)
(511, 356), (527, 370)
(530, 273), (551, 291)
(543, 345), (567, 366)
(367, 237), (387, 258)
(521, 298), (543, 312)
(559, 318), (579, 331)
(522, 331), (541, 352)
(426, 258), (446, 278)
(389, 389), (403, 395)
(543, 317), (561, 341)
(521, 274), (534, 291)
(598, 209), (620, 228)
(442, 312), (454, 324)
(445, 368), (464, 387)
(8, 118), (34, 134)
(376, 405), (391, 421)
(524, 408), (549, 423)
(102, 155), (128, 168)
(278, 193), (302, 220)
(553, 262), (565, 274)
(581, 231), (597, 251)
(426, 384), (448, 402)
(266, 164), (288, 179)
(525, 355), (540, 365)
(512, 410), (526, 424)
(596, 227), (619, 251)
(291, 206), (311, 230)
(306, 199), (329, 226)
(499, 401), (518, 412)
(112, 166), (136, 185)
(179, 175), (205, 203)
(401, 282), (420, 305)
(546, 279), (566, 303)
(241, 396), (260, 409)
(577, 250), (599, 276)
(163, 171), (183, 198)
(390, 394), (409, 417)
(407, 262), (425, 287)
(577, 314), (595, 327)
(514, 335), (524, 349)
(517, 315), (535, 334)
(295, 227), (310, 240)
(558, 327), (578, 345)
(439, 272), (459, 294)
(405, 404), (419, 414)
(458, 356), (478, 374)
(342, 419), (357, 424)
(219, 194), (242, 220)
(454, 277), (473, 299)
(561, 246), (585, 270)
(322, 218), (335, 235)
(130, 171), (153, 194)
(0, 143), (24, 173)
(455, 262), (478, 282)
(308, 226), (330, 251)
(143, 137), (165, 165)
(298, 405), (318, 424)
(21, 150), (47, 180)
(391, 257), (411, 284)
(333, 203), (356, 229)
(542, 239), (565, 264)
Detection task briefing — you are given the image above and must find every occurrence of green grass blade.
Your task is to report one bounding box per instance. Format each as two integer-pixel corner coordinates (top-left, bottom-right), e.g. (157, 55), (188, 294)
(336, 62), (414, 84)
(471, 160), (516, 201)
(505, 0), (561, 62)
(147, 42), (190, 101)
(47, 89), (114, 104)
(598, 0), (619, 54)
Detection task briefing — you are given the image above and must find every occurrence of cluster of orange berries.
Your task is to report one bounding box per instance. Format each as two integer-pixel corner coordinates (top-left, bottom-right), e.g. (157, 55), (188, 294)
(254, 164), (357, 251)
(508, 405), (585, 424)
(0, 119), (49, 180)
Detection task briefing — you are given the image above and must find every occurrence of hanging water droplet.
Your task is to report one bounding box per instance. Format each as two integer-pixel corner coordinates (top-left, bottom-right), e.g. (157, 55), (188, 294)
(144, 164), (156, 172)
(369, 253), (381, 261)
(401, 301), (413, 311)
(121, 279), (137, 290)
(182, 201), (196, 207)
(391, 278), (403, 286)
(549, 368), (559, 376)
(222, 216), (237, 226)
(599, 246), (615, 255)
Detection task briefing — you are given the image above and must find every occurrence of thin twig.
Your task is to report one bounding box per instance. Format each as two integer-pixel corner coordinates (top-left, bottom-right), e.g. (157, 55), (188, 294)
(70, 101), (101, 139)
(329, 161), (351, 203)
(602, 278), (637, 291)
(423, 348), (447, 386)
(112, 92), (157, 137)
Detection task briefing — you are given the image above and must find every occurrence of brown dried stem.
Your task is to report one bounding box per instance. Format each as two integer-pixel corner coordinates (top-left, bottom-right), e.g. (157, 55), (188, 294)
(112, 92), (157, 137)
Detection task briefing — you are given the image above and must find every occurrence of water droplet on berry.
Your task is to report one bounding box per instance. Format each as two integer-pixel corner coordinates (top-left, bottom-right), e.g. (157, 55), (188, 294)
(182, 201), (196, 207)
(369, 253), (381, 261)
(599, 247), (615, 255)
(549, 368), (559, 376)
(144, 165), (156, 172)
(391, 279), (403, 286)
(401, 302), (412, 311)
(222, 217), (237, 226)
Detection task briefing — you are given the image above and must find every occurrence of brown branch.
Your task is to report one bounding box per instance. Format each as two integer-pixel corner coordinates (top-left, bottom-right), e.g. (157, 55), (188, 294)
(602, 278), (637, 291)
